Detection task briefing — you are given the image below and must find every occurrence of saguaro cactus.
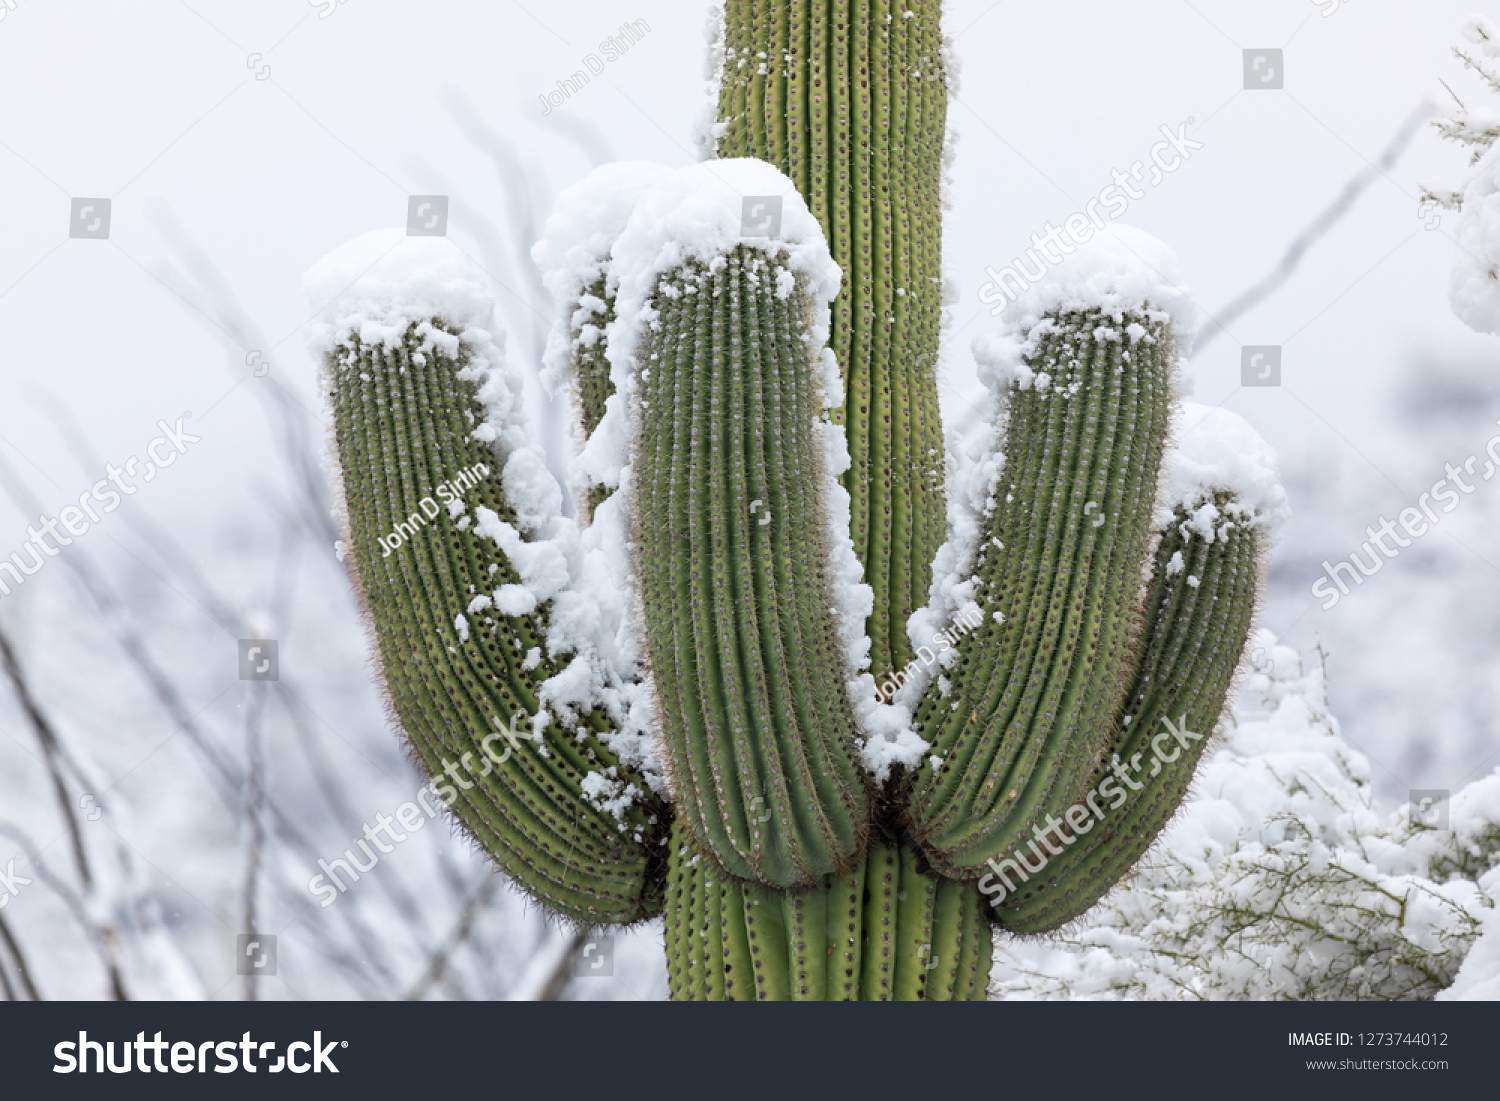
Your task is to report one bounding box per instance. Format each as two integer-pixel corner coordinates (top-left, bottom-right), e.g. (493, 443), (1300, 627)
(313, 0), (1284, 999)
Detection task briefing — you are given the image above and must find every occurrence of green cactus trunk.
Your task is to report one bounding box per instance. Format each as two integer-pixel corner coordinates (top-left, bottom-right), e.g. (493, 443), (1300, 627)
(647, 0), (986, 996)
(664, 819), (991, 1000)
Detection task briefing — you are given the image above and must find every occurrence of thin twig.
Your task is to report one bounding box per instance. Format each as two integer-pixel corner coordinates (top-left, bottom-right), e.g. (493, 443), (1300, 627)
(0, 822), (127, 999)
(0, 625), (93, 890)
(241, 682), (267, 1002)
(1192, 102), (1435, 357)
(402, 874), (500, 1000)
(0, 910), (41, 1000)
(534, 928), (588, 1002)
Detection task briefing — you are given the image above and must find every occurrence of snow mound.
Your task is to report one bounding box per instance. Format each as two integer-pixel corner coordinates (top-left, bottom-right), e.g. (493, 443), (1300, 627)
(1462, 14), (1500, 54)
(995, 634), (1500, 1001)
(606, 158), (843, 393)
(1439, 900), (1500, 1000)
(1449, 163), (1500, 335)
(532, 162), (672, 397)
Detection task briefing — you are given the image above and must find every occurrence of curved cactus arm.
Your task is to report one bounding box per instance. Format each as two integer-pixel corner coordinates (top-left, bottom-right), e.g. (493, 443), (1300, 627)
(664, 818), (989, 1000)
(899, 231), (1204, 877)
(534, 162), (671, 523)
(905, 323), (1175, 871)
(607, 161), (875, 890)
(988, 462), (1276, 932)
(310, 232), (669, 924)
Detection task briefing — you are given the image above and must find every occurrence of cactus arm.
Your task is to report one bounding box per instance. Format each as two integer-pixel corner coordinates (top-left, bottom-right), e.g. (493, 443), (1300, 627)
(571, 276), (613, 442)
(637, 249), (868, 884)
(569, 273), (615, 522)
(614, 166), (873, 890)
(534, 161), (672, 524)
(315, 236), (668, 925)
(991, 494), (1269, 932)
(906, 308), (1177, 874)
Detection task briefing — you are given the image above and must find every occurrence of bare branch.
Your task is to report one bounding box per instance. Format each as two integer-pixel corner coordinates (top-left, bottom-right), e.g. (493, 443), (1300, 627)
(0, 911), (42, 1000)
(1192, 103), (1434, 357)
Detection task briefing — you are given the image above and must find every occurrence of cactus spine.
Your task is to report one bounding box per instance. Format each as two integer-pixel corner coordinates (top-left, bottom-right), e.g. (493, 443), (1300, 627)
(317, 0), (1275, 999)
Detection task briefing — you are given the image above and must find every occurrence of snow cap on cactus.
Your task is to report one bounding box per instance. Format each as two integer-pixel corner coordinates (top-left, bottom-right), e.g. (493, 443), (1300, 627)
(532, 161), (675, 296)
(1165, 403), (1291, 540)
(303, 230), (499, 353)
(974, 225), (1199, 394)
(606, 158), (844, 404)
(532, 161), (673, 395)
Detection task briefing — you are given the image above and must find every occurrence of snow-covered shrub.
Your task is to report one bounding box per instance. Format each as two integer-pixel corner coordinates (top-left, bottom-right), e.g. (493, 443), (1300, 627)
(994, 632), (1500, 999)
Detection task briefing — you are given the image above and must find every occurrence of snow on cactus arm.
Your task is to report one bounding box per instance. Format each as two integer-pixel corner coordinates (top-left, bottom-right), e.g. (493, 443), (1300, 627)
(989, 404), (1285, 932)
(533, 162), (671, 522)
(611, 160), (874, 889)
(905, 227), (1190, 876)
(309, 230), (669, 924)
